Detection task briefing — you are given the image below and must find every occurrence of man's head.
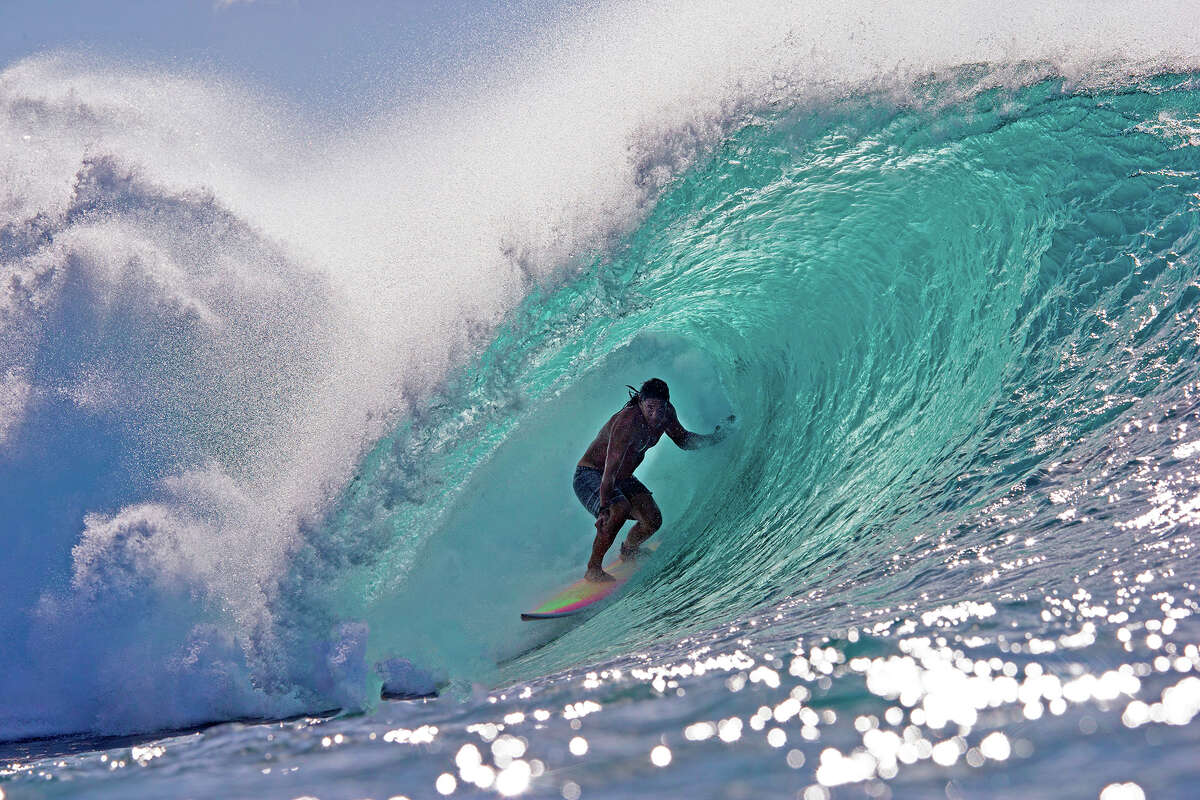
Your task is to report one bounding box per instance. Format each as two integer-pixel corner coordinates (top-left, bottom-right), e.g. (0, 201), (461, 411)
(630, 378), (669, 427)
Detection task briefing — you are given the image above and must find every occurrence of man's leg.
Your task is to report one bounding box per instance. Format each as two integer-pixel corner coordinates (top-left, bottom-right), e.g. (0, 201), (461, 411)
(587, 498), (631, 581)
(622, 492), (662, 557)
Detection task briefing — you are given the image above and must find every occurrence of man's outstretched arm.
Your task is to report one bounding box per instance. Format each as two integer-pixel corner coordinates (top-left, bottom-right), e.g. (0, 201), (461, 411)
(665, 409), (735, 450)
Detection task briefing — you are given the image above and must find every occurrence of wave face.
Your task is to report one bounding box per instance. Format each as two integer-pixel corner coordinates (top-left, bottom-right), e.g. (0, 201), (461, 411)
(355, 71), (1200, 685)
(4, 2), (1200, 750)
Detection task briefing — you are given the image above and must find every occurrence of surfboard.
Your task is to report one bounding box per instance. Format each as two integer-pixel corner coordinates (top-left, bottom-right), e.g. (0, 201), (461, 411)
(521, 541), (659, 620)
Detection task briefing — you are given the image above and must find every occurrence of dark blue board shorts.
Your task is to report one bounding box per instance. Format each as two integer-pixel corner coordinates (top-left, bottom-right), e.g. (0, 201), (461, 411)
(573, 466), (652, 517)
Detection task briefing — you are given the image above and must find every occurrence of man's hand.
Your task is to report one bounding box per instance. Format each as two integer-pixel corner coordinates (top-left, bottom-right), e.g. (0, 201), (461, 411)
(711, 414), (736, 444)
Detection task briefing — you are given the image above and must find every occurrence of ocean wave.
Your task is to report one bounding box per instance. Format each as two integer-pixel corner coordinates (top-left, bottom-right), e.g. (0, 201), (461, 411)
(3, 1), (1200, 740)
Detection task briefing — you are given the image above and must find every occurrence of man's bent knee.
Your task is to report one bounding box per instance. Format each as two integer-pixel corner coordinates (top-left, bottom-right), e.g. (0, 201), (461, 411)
(630, 500), (661, 532)
(632, 511), (660, 531)
(602, 498), (632, 523)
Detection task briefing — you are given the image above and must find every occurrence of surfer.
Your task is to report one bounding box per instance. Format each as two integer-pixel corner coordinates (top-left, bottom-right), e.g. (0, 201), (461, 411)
(574, 378), (732, 582)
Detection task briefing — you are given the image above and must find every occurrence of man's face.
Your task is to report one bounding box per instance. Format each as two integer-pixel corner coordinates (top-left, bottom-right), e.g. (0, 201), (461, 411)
(639, 396), (666, 427)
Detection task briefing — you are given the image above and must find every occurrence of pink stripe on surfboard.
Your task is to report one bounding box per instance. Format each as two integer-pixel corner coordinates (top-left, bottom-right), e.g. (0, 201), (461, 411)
(544, 584), (619, 614)
(523, 541), (659, 619)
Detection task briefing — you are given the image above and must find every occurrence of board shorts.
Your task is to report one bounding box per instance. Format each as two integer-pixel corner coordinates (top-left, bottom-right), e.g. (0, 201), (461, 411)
(573, 466), (652, 518)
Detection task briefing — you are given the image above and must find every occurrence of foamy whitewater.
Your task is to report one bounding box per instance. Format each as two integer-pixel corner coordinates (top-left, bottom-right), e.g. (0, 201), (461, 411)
(4, 2), (1200, 798)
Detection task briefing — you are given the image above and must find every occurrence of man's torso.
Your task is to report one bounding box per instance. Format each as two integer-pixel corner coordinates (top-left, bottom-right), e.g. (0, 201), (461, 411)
(577, 404), (668, 476)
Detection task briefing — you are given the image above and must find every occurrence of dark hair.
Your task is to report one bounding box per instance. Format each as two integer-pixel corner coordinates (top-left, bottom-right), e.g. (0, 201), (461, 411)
(625, 378), (670, 407)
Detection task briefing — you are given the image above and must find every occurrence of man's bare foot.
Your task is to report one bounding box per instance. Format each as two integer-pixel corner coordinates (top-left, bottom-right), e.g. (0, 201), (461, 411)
(619, 541), (640, 562)
(585, 567), (617, 583)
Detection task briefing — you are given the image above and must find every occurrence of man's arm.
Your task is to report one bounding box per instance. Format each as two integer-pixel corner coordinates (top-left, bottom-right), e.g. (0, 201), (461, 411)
(665, 406), (735, 450)
(598, 413), (637, 508)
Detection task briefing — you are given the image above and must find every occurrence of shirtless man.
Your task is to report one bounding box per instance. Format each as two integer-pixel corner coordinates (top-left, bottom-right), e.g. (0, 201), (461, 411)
(573, 378), (732, 582)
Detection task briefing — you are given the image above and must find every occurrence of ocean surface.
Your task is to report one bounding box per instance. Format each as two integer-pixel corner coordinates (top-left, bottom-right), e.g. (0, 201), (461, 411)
(4, 3), (1200, 798)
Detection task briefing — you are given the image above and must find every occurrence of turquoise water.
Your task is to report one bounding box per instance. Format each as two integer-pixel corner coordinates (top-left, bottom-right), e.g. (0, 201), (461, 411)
(346, 72), (1200, 687)
(4, 52), (1200, 800)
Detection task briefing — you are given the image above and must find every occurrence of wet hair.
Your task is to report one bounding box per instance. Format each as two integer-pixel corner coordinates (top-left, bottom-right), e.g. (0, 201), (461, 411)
(625, 378), (670, 407)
